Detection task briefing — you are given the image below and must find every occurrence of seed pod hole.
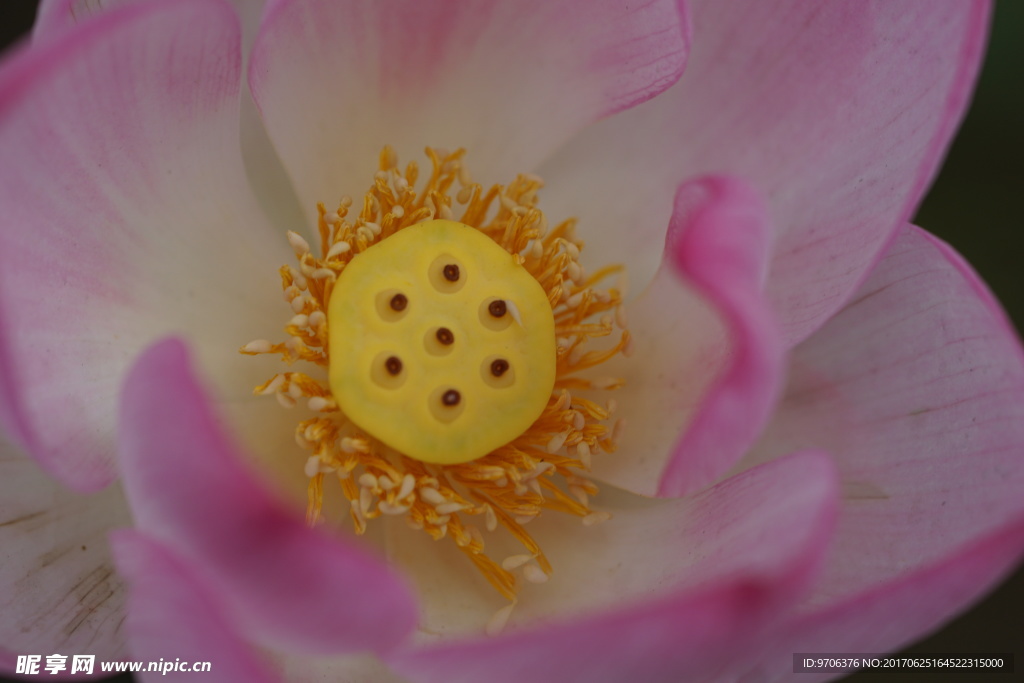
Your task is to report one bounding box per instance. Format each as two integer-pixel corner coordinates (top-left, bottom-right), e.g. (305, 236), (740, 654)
(479, 297), (513, 331)
(371, 351), (407, 389)
(429, 254), (466, 293)
(424, 326), (457, 356)
(375, 289), (410, 322)
(429, 385), (466, 423)
(481, 355), (515, 389)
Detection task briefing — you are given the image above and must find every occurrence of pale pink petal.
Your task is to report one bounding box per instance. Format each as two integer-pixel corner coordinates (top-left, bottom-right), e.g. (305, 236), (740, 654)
(386, 450), (835, 639)
(0, 0), (286, 492)
(248, 0), (690, 225)
(591, 176), (784, 497)
(728, 518), (1024, 683)
(117, 338), (418, 655)
(0, 435), (131, 668)
(539, 0), (989, 343)
(34, 0), (269, 48)
(710, 226), (1024, 674)
(748, 226), (1024, 597)
(110, 530), (280, 683)
(34, 0), (307, 327)
(32, 0), (297, 306)
(387, 450), (838, 682)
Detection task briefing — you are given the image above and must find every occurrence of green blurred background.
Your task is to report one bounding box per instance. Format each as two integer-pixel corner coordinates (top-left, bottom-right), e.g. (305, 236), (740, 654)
(0, 2), (1020, 682)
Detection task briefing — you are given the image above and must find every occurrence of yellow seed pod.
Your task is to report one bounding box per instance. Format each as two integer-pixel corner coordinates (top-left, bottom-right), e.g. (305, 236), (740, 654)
(328, 219), (556, 464)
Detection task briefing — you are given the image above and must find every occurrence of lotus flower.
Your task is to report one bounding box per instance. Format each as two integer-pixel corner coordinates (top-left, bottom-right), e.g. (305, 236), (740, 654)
(2, 1), (1022, 682)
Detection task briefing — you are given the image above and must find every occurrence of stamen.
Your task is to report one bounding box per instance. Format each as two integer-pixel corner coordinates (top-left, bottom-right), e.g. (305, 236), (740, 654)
(286, 230), (311, 257)
(486, 602), (517, 637)
(505, 299), (524, 327)
(327, 241), (351, 259)
(244, 147), (629, 611)
(582, 511), (612, 527)
(501, 554), (533, 571)
(241, 339), (273, 354)
(523, 562), (549, 584)
(398, 474), (417, 500)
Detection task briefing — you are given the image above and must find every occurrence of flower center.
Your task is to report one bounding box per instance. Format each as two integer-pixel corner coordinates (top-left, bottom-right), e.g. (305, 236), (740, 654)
(242, 148), (630, 621)
(328, 219), (556, 464)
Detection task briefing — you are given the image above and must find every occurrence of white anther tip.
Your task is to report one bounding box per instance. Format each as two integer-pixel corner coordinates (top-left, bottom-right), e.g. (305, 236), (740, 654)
(379, 501), (411, 516)
(397, 474), (416, 500)
(505, 299), (524, 328)
(435, 502), (467, 516)
(583, 511), (612, 527)
(327, 241), (351, 259)
(486, 603), (516, 638)
(546, 431), (569, 454)
(242, 339), (273, 354)
(303, 456), (320, 478)
(419, 487), (446, 505)
(286, 231), (311, 254)
(523, 563), (550, 584)
(307, 396), (330, 412)
(501, 554), (533, 571)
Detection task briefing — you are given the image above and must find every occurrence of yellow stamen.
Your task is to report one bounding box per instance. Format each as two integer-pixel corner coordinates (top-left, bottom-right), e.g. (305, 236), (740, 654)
(242, 147), (628, 604)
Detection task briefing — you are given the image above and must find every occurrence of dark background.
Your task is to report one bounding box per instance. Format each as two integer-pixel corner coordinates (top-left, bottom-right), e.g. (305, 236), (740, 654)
(0, 1), (1020, 682)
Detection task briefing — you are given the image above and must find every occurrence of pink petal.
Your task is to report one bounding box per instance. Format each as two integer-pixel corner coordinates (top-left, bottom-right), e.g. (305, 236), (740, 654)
(729, 518), (1024, 683)
(0, 436), (131, 667)
(110, 529), (280, 683)
(33, 0), (137, 39)
(248, 0), (690, 224)
(0, 0), (285, 492)
(33, 0), (269, 49)
(388, 450), (839, 683)
(750, 226), (1024, 595)
(538, 0), (989, 343)
(591, 176), (784, 497)
(730, 225), (1024, 670)
(117, 337), (418, 655)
